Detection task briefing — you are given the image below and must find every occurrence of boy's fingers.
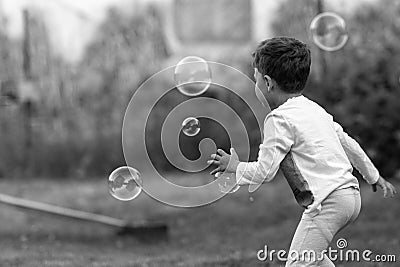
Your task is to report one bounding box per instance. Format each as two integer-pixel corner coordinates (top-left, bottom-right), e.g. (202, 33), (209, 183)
(388, 183), (397, 195)
(207, 160), (220, 165)
(382, 184), (388, 198)
(217, 149), (228, 156)
(210, 154), (221, 160)
(387, 186), (392, 198)
(210, 167), (221, 176)
(389, 189), (394, 198)
(389, 184), (396, 197)
(385, 183), (394, 198)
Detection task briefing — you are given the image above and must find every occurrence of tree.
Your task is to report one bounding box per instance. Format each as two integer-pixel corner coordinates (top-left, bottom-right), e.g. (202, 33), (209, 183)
(69, 5), (170, 176)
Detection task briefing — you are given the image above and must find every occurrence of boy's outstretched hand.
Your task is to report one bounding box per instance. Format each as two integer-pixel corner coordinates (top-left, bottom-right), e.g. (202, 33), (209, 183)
(208, 148), (240, 176)
(373, 176), (397, 198)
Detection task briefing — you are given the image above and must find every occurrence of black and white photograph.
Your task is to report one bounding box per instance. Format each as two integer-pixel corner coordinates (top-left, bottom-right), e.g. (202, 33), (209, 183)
(0, 0), (398, 266)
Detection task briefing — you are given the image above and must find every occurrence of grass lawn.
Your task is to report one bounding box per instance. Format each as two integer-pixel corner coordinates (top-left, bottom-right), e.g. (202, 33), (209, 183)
(0, 174), (398, 266)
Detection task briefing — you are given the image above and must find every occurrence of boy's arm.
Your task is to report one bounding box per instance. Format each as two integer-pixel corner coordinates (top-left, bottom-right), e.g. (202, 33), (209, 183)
(235, 113), (294, 188)
(333, 122), (379, 184)
(334, 122), (397, 197)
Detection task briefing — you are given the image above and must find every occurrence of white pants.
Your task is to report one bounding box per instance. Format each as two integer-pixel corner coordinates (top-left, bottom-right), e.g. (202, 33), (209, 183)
(285, 186), (361, 267)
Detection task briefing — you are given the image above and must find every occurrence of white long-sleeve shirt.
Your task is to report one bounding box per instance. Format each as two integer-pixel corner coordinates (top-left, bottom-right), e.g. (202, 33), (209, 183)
(236, 95), (379, 214)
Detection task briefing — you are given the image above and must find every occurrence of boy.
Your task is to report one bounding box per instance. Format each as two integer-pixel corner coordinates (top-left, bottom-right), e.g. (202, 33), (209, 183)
(207, 37), (397, 266)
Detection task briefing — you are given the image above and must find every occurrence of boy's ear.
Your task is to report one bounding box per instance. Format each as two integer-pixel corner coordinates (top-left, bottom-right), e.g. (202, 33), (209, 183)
(264, 75), (273, 92)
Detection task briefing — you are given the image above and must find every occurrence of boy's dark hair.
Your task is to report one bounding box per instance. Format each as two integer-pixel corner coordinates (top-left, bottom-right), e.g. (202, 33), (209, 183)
(252, 37), (311, 93)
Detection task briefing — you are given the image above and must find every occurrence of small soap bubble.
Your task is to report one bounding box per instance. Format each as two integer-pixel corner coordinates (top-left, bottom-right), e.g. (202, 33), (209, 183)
(182, 117), (201, 137)
(215, 172), (240, 194)
(108, 166), (142, 201)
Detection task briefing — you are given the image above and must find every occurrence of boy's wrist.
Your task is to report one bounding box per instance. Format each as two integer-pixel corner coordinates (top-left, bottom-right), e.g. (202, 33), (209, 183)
(369, 173), (380, 185)
(227, 160), (240, 173)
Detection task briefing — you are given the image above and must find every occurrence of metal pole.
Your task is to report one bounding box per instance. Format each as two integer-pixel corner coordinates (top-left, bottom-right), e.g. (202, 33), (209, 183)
(0, 193), (125, 227)
(0, 192), (168, 238)
(316, 0), (328, 81)
(22, 9), (33, 174)
(23, 9), (32, 80)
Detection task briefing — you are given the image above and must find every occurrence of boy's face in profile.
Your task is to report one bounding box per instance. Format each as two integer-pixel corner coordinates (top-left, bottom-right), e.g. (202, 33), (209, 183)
(254, 68), (271, 108)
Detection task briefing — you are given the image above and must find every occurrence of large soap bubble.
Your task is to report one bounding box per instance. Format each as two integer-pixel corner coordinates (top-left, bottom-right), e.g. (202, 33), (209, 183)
(174, 56), (212, 96)
(310, 12), (348, 52)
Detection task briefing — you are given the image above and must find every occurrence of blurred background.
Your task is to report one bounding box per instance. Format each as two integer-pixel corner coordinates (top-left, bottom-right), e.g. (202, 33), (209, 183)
(1, 0), (400, 179)
(0, 0), (399, 266)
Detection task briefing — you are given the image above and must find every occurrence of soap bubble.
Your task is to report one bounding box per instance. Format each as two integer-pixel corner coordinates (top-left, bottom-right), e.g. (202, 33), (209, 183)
(108, 166), (142, 201)
(310, 12), (348, 52)
(181, 117), (201, 137)
(174, 56), (212, 96)
(215, 172), (240, 194)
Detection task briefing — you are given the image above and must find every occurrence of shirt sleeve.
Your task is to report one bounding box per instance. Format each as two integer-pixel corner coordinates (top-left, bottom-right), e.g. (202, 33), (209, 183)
(334, 122), (380, 184)
(235, 113), (294, 189)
